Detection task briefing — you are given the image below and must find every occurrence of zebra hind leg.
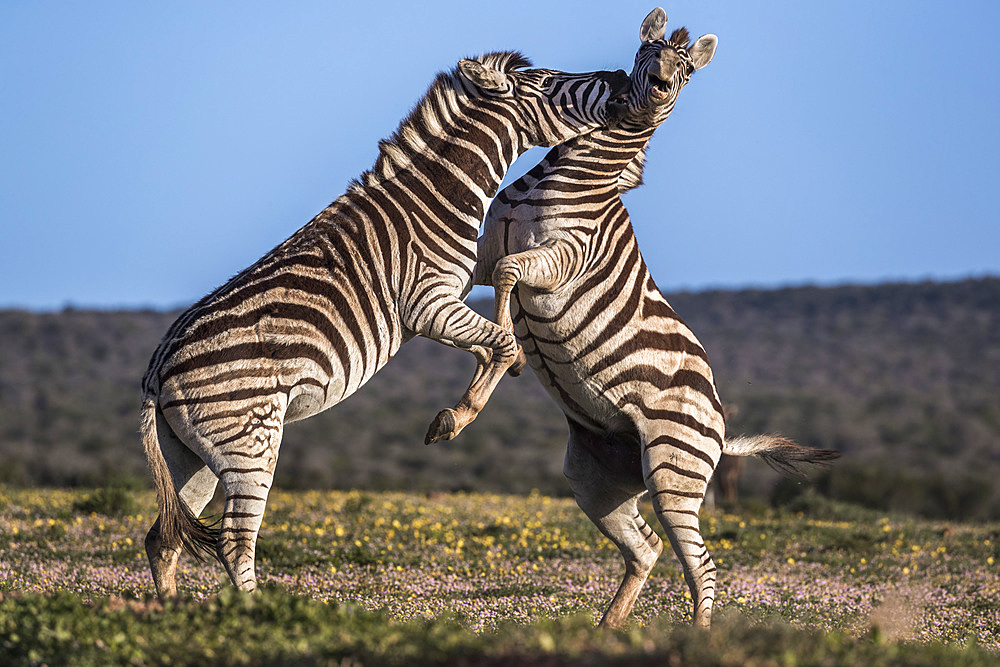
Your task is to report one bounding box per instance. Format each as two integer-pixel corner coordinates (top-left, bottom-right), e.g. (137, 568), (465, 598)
(564, 424), (661, 629)
(164, 399), (285, 593)
(145, 411), (219, 598)
(212, 408), (285, 592)
(641, 432), (719, 628)
(216, 469), (276, 592)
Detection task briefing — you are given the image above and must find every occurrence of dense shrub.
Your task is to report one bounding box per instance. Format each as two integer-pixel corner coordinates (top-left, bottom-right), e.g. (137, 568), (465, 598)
(1, 589), (996, 666)
(1, 279), (998, 520)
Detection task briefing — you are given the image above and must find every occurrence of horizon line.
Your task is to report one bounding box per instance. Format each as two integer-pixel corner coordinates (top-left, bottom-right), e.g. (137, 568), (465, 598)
(2, 272), (996, 314)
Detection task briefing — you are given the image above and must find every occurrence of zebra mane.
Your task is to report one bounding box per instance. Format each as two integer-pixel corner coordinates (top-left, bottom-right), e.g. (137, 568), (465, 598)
(668, 27), (691, 50)
(354, 51), (532, 190)
(474, 50), (533, 74)
(617, 143), (648, 194)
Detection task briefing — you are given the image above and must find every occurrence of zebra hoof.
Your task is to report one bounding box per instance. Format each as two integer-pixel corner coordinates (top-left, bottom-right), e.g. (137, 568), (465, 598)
(425, 409), (458, 444)
(508, 349), (527, 377)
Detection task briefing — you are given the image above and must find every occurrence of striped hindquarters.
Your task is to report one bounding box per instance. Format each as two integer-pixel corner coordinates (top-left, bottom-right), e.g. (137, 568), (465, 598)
(144, 220), (403, 430)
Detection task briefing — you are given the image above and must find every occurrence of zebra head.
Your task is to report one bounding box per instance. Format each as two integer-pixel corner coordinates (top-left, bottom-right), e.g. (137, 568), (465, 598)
(456, 53), (631, 148)
(625, 7), (717, 125)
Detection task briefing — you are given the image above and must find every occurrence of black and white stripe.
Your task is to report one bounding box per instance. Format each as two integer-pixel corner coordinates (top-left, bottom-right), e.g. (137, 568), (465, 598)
(140, 51), (630, 598)
(445, 10), (838, 629)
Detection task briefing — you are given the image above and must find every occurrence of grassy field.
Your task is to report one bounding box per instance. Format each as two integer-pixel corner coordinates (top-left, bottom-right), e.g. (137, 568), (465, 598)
(1, 486), (998, 665)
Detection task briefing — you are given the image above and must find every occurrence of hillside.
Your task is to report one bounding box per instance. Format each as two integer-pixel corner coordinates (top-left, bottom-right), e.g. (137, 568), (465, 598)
(0, 278), (997, 517)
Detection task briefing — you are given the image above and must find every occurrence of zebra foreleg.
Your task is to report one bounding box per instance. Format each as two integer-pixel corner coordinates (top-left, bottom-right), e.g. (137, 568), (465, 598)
(415, 296), (523, 444)
(490, 244), (578, 333)
(424, 353), (515, 443)
(426, 245), (577, 444)
(564, 425), (661, 629)
(465, 345), (493, 385)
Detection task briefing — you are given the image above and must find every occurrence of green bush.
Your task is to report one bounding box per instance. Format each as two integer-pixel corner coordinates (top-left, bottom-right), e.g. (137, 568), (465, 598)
(71, 485), (139, 517)
(0, 589), (995, 666)
(797, 463), (1000, 521)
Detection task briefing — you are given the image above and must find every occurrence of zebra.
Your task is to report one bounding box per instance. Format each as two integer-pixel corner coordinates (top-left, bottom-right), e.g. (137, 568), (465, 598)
(428, 9), (840, 628)
(140, 51), (631, 598)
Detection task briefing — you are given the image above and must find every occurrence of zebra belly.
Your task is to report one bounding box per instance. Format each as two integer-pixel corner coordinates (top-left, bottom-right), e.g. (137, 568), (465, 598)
(513, 284), (698, 437)
(534, 354), (629, 428)
(516, 303), (631, 434)
(157, 311), (405, 435)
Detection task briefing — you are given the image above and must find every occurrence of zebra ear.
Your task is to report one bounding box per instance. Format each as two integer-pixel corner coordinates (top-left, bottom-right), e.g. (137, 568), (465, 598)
(458, 59), (509, 92)
(640, 7), (667, 43)
(689, 34), (718, 70)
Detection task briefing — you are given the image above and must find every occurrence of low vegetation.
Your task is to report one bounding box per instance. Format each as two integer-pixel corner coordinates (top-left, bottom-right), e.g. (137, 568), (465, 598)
(1, 279), (998, 661)
(3, 589), (997, 666)
(1, 487), (997, 664)
(2, 279), (999, 520)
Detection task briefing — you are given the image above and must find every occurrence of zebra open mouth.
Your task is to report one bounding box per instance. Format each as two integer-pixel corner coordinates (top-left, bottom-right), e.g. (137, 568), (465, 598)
(648, 73), (671, 101)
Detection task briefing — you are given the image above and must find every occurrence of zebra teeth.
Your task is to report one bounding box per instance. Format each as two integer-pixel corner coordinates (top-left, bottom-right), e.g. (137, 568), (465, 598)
(648, 74), (671, 101)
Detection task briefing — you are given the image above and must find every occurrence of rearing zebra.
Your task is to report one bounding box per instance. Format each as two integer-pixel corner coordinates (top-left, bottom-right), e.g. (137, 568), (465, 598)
(431, 10), (839, 628)
(140, 51), (630, 598)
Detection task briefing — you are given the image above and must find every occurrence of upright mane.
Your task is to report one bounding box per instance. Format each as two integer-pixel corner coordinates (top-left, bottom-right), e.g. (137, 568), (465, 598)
(354, 51), (532, 190)
(668, 27), (691, 49)
(474, 50), (532, 74)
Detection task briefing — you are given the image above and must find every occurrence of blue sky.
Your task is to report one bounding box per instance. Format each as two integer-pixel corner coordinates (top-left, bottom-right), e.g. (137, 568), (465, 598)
(2, 1), (998, 310)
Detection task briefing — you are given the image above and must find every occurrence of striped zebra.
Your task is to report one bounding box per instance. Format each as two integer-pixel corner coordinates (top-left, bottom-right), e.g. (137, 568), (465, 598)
(432, 9), (840, 628)
(140, 51), (631, 598)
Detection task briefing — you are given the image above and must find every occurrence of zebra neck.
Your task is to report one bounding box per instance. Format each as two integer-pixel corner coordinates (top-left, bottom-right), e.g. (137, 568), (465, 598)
(553, 125), (657, 189)
(353, 89), (522, 225)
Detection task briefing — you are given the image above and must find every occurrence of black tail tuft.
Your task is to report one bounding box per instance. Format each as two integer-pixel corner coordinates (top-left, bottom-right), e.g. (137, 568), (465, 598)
(176, 503), (221, 562)
(724, 434), (841, 479)
(142, 396), (221, 563)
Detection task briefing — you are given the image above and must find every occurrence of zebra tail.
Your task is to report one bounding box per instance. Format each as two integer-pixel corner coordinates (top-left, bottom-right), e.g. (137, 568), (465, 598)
(141, 396), (220, 562)
(722, 434), (841, 479)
